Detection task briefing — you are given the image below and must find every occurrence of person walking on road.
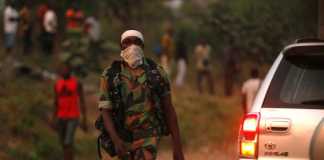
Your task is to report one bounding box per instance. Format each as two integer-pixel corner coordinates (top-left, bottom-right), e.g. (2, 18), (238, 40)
(194, 39), (215, 94)
(36, 3), (48, 47)
(174, 31), (188, 87)
(62, 4), (88, 78)
(85, 13), (101, 71)
(53, 66), (88, 160)
(241, 68), (262, 114)
(160, 25), (174, 75)
(3, 1), (19, 55)
(43, 3), (57, 55)
(97, 30), (185, 160)
(19, 3), (33, 55)
(65, 3), (85, 39)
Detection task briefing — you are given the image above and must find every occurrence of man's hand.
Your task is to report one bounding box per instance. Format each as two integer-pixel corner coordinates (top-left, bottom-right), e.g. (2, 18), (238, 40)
(101, 109), (130, 157)
(113, 138), (129, 158)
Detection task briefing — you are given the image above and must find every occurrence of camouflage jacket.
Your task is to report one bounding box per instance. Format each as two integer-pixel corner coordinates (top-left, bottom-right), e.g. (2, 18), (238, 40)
(98, 58), (170, 139)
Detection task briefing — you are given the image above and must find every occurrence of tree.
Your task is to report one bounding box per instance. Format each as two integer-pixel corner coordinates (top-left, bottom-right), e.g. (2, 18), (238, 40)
(187, 0), (318, 63)
(319, 0), (324, 38)
(100, 0), (169, 29)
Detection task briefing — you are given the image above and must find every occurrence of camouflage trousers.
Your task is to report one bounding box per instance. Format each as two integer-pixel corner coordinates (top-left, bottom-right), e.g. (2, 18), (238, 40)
(114, 137), (159, 160)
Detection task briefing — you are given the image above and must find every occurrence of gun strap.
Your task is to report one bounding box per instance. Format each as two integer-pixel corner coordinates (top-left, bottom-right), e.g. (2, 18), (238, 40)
(97, 135), (102, 159)
(107, 60), (122, 100)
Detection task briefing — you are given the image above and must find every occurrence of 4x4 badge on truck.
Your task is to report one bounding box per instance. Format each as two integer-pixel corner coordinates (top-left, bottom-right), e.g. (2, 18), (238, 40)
(265, 142), (276, 150)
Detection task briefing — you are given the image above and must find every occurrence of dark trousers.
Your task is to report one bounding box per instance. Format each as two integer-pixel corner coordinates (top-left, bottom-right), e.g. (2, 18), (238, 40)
(42, 32), (55, 55)
(22, 26), (33, 54)
(197, 69), (215, 94)
(57, 118), (79, 146)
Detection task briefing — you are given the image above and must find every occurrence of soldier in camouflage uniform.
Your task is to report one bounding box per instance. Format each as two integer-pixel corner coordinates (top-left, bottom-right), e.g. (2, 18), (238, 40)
(98, 30), (185, 160)
(60, 3), (88, 78)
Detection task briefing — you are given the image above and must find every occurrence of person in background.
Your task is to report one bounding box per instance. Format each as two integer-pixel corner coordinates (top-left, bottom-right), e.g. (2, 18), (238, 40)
(37, 3), (48, 27)
(85, 14), (101, 45)
(85, 13), (101, 71)
(62, 3), (87, 77)
(160, 24), (174, 75)
(241, 68), (262, 114)
(43, 3), (57, 55)
(53, 66), (88, 160)
(3, 1), (19, 55)
(174, 31), (188, 87)
(65, 3), (85, 37)
(19, 3), (33, 55)
(37, 3), (48, 46)
(194, 39), (215, 94)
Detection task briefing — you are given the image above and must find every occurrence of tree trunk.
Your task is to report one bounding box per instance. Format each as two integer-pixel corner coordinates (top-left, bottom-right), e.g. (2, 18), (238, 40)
(319, 0), (324, 39)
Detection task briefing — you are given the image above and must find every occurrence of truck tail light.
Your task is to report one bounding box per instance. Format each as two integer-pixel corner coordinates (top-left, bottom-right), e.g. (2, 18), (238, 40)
(239, 113), (260, 159)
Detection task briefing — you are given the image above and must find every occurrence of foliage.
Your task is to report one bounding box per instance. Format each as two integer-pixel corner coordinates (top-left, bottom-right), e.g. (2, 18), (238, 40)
(179, 0), (318, 63)
(0, 77), (61, 160)
(0, 0), (320, 159)
(10, 0), (317, 63)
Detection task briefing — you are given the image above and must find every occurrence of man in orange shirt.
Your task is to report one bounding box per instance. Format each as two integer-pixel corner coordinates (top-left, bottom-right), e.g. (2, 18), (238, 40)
(65, 4), (84, 36)
(160, 26), (174, 74)
(62, 4), (87, 77)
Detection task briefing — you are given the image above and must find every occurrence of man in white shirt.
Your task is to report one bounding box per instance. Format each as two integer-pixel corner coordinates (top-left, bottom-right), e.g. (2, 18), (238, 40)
(85, 15), (100, 42)
(3, 2), (19, 54)
(241, 68), (262, 113)
(42, 4), (57, 55)
(85, 15), (101, 70)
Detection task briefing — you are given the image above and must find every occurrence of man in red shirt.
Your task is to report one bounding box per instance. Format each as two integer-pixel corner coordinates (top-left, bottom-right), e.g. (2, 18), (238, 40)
(65, 4), (84, 34)
(53, 66), (87, 160)
(37, 3), (48, 27)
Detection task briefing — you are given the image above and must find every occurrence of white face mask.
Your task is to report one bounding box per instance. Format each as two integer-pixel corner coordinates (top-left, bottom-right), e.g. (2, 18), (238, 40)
(120, 45), (144, 69)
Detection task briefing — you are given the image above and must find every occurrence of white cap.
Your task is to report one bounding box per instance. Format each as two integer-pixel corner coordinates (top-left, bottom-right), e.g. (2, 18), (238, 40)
(121, 30), (144, 43)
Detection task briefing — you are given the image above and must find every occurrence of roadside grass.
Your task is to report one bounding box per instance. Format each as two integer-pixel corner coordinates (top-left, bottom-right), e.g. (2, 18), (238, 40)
(0, 77), (61, 160)
(0, 51), (259, 159)
(0, 74), (243, 160)
(172, 83), (242, 149)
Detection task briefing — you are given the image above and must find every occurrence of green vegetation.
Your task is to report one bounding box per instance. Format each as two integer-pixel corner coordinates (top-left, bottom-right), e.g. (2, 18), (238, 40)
(181, 0), (317, 63)
(0, 77), (61, 160)
(7, 0), (317, 63)
(0, 0), (318, 159)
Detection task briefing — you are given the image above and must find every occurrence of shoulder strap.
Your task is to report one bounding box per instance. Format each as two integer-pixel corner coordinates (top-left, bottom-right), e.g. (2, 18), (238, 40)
(144, 58), (158, 71)
(143, 58), (170, 136)
(106, 60), (122, 88)
(143, 58), (166, 96)
(102, 60), (123, 107)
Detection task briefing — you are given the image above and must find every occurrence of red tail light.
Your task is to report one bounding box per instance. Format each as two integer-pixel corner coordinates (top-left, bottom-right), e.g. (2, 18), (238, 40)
(239, 113), (260, 159)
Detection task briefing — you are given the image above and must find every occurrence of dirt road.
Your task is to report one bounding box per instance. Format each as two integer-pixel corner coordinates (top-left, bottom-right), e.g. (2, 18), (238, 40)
(158, 144), (238, 160)
(83, 81), (241, 160)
